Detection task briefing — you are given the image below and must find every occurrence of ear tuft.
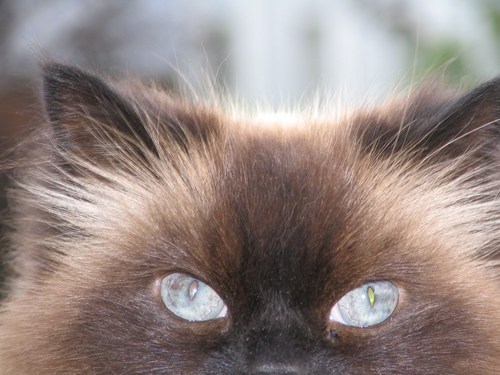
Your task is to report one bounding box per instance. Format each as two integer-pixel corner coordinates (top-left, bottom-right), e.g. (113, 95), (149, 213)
(43, 63), (100, 124)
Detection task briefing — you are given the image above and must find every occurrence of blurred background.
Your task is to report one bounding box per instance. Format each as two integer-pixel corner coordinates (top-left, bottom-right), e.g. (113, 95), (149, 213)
(0, 0), (499, 284)
(1, 0), (500, 151)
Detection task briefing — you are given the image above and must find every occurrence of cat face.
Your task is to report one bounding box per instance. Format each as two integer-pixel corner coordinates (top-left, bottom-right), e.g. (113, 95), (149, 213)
(0, 64), (498, 374)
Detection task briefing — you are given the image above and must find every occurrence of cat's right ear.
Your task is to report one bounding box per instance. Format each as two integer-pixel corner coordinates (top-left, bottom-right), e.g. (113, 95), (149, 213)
(42, 63), (221, 168)
(42, 62), (156, 160)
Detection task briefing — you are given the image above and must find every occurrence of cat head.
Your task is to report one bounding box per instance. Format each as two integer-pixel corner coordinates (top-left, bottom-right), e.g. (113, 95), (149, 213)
(0, 64), (498, 374)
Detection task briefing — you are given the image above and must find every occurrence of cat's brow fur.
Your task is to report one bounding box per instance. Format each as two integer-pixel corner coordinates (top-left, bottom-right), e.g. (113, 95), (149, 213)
(0, 64), (498, 374)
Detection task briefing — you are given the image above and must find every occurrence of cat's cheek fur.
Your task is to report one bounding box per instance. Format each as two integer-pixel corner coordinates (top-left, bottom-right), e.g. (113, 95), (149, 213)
(0, 64), (498, 374)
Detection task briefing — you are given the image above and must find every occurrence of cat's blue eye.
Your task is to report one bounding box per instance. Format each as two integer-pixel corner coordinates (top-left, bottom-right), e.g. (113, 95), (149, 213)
(329, 281), (398, 327)
(160, 273), (227, 322)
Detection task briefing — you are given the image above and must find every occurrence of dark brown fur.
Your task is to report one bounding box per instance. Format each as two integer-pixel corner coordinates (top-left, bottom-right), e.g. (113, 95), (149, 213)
(0, 64), (498, 374)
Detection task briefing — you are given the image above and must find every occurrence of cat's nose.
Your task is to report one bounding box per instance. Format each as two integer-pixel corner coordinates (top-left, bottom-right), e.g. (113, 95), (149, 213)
(243, 311), (313, 374)
(247, 362), (302, 374)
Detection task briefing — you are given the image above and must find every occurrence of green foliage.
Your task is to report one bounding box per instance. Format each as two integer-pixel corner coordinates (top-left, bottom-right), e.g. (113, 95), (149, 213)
(480, 0), (500, 55)
(413, 41), (473, 85)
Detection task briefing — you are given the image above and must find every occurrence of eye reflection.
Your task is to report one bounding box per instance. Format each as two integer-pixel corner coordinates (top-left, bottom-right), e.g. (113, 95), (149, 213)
(160, 273), (227, 322)
(329, 281), (399, 327)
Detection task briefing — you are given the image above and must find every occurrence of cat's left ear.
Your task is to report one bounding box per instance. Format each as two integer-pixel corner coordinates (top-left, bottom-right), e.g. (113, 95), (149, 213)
(360, 77), (499, 165)
(417, 77), (500, 161)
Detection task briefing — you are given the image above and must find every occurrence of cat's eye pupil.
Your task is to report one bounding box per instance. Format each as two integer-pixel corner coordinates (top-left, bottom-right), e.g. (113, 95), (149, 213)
(188, 280), (198, 301)
(368, 286), (375, 307)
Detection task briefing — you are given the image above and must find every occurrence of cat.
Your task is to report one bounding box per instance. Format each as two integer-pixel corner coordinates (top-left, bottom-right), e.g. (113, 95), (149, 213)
(0, 63), (498, 374)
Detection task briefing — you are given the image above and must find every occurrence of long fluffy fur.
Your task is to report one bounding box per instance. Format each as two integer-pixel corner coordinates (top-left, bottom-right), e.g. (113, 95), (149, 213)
(0, 64), (498, 374)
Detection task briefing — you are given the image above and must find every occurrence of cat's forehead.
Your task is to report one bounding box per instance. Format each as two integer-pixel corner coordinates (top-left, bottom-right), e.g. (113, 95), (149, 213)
(143, 122), (430, 283)
(62, 104), (490, 303)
